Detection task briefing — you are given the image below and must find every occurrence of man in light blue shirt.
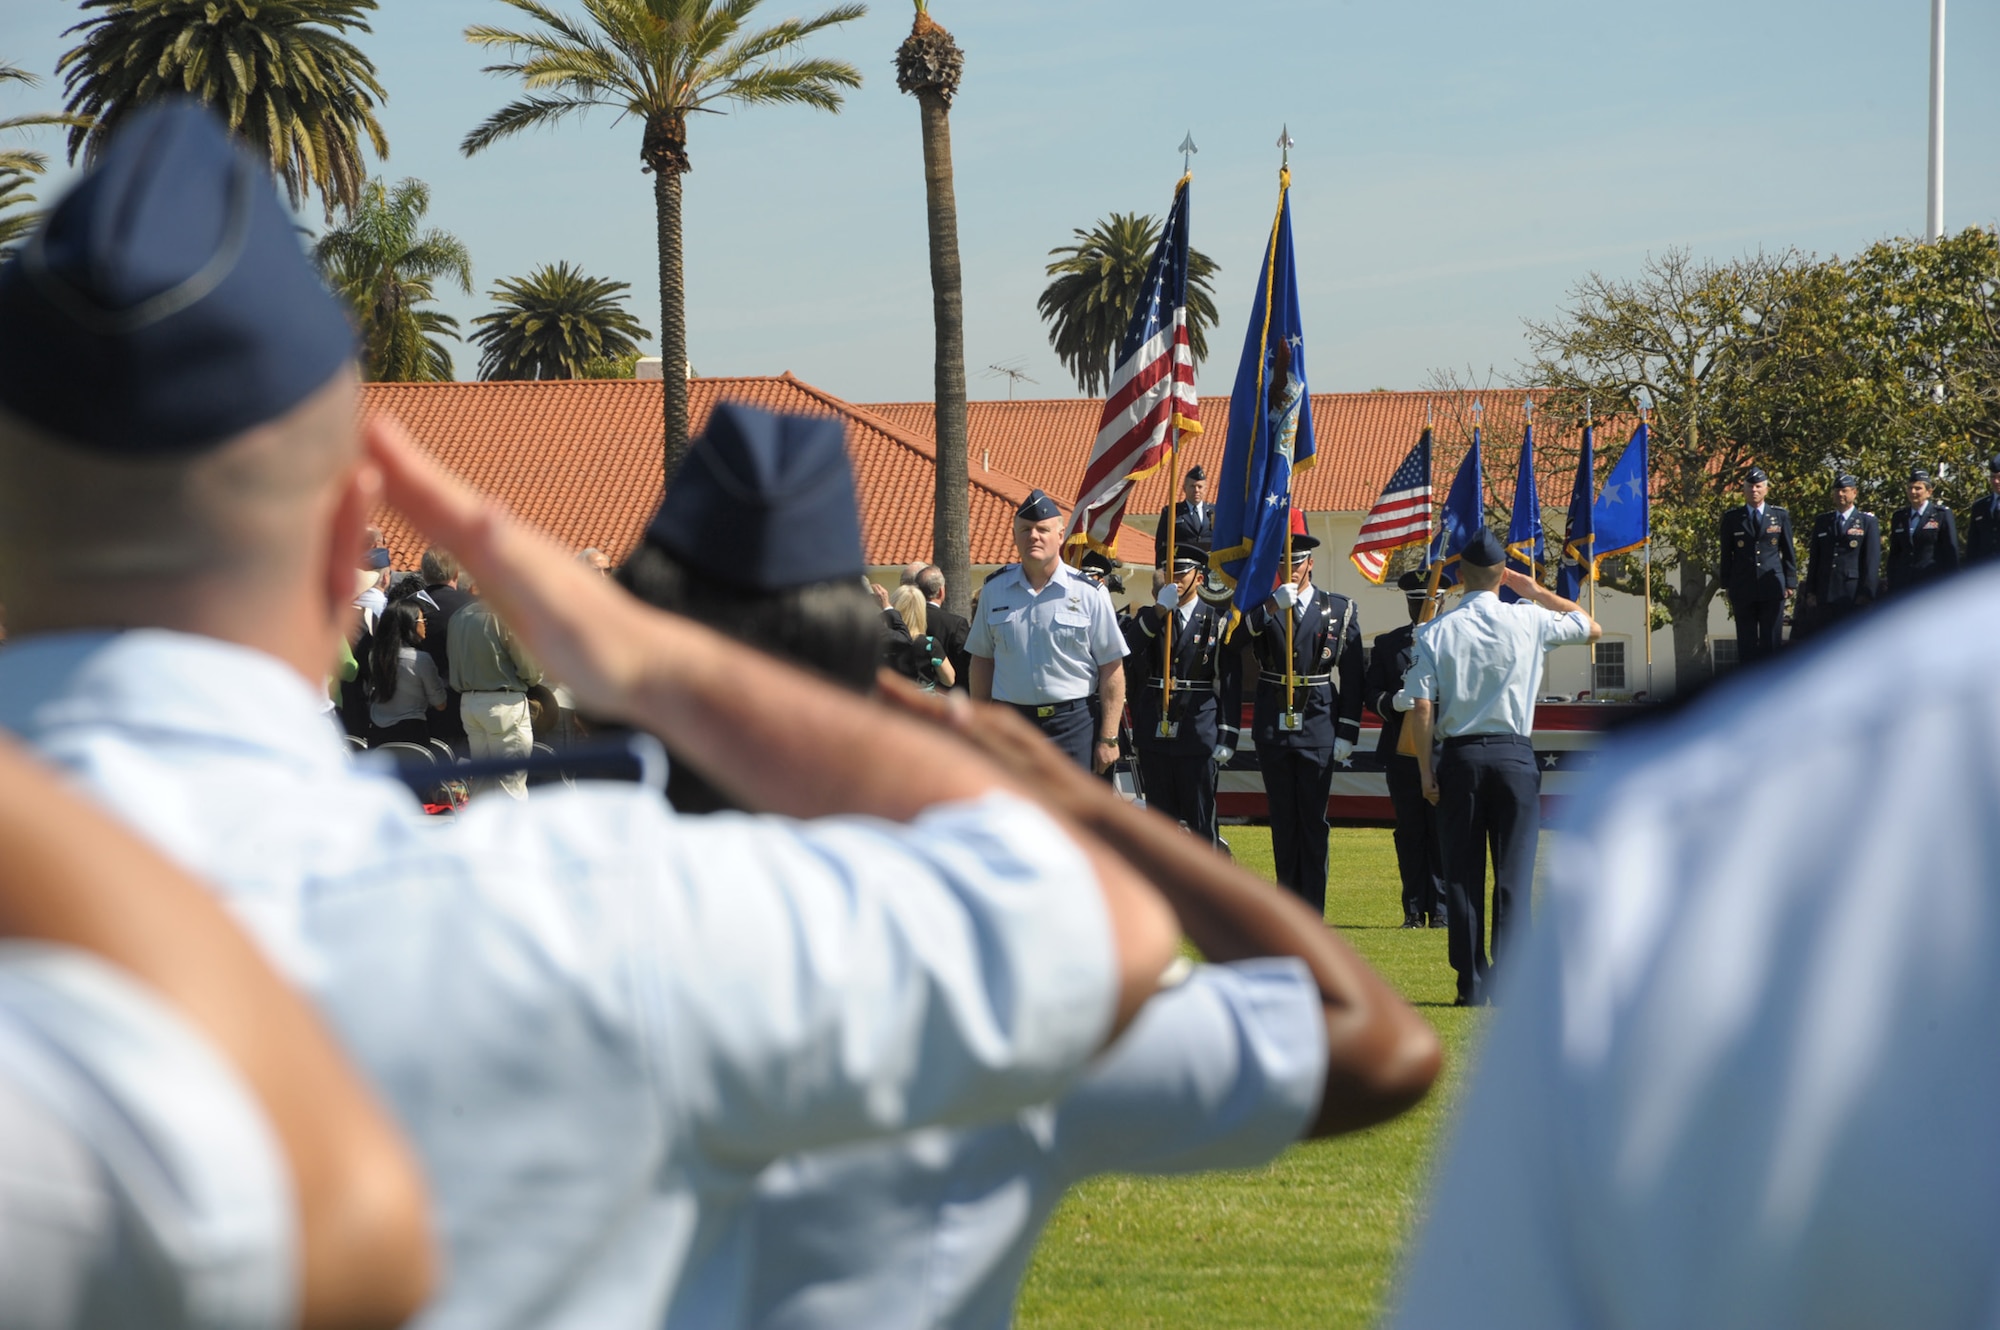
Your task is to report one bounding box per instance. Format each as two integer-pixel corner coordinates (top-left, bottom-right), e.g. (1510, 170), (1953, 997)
(0, 103), (1180, 1330)
(1401, 529), (1597, 1005)
(966, 491), (1128, 772)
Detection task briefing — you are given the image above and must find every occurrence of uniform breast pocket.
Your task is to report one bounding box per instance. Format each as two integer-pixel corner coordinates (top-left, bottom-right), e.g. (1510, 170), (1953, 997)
(987, 607), (1027, 655)
(1052, 611), (1092, 652)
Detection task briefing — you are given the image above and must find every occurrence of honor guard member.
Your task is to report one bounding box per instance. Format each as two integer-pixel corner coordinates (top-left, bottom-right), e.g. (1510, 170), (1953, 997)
(1129, 544), (1243, 844)
(0, 103), (1178, 1328)
(1967, 454), (2000, 566)
(1798, 473), (1880, 635)
(1238, 513), (1364, 917)
(1403, 529), (1598, 1006)
(967, 491), (1129, 772)
(1154, 464), (1215, 567)
(1717, 467), (1795, 663)
(1886, 466), (1960, 592)
(1365, 570), (1446, 930)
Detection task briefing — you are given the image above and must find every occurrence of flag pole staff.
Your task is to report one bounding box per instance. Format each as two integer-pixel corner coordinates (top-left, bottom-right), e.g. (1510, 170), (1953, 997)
(1641, 401), (1654, 694)
(1585, 396), (1596, 627)
(1524, 395), (1536, 583)
(1160, 135), (1197, 740)
(1272, 129), (1298, 718)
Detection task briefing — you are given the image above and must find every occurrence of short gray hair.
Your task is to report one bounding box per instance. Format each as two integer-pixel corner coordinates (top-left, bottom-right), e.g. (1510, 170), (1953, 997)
(915, 564), (945, 601)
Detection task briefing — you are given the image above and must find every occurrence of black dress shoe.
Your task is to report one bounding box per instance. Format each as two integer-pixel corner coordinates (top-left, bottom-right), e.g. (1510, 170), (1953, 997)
(1428, 917), (1447, 929)
(1400, 917), (1423, 929)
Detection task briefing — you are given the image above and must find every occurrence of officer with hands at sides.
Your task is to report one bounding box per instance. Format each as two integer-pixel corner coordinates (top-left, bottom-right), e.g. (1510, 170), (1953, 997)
(1154, 464), (1214, 567)
(1798, 473), (1880, 636)
(966, 491), (1129, 772)
(1885, 466), (1960, 593)
(1239, 511), (1364, 917)
(1717, 466), (1795, 664)
(1968, 454), (2000, 566)
(1403, 529), (1599, 1007)
(1129, 543), (1242, 845)
(1365, 570), (1446, 930)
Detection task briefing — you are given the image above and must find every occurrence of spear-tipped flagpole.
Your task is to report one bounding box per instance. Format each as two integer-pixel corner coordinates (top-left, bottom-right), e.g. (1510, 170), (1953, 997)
(1161, 135), (1197, 739)
(1274, 125), (1299, 718)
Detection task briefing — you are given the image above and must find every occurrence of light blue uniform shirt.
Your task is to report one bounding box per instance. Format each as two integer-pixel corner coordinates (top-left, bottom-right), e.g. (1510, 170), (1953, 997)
(965, 564), (1127, 706)
(0, 944), (292, 1330)
(0, 631), (1120, 1330)
(1404, 590), (1591, 737)
(1393, 563), (2000, 1330)
(741, 959), (1326, 1330)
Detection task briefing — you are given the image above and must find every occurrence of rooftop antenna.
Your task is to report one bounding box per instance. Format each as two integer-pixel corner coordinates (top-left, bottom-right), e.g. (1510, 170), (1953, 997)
(1179, 132), (1198, 175)
(983, 361), (1036, 401)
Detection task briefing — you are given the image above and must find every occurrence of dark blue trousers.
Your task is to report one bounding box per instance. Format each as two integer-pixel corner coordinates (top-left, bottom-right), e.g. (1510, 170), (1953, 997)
(1263, 746), (1336, 918)
(1732, 594), (1784, 663)
(1013, 698), (1093, 770)
(1136, 749), (1218, 843)
(1437, 735), (1540, 1003)
(1385, 754), (1446, 925)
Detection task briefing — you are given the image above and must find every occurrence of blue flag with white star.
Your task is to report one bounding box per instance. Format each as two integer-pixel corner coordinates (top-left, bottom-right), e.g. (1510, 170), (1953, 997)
(1211, 170), (1314, 620)
(1428, 427), (1485, 589)
(1591, 422), (1650, 567)
(1556, 423), (1595, 601)
(1501, 417), (1542, 603)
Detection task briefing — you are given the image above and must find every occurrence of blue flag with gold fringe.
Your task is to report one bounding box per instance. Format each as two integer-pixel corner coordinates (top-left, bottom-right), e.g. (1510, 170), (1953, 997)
(1556, 423), (1595, 601)
(1429, 427), (1485, 589)
(1211, 170), (1313, 619)
(1501, 416), (1541, 603)
(1591, 423), (1650, 569)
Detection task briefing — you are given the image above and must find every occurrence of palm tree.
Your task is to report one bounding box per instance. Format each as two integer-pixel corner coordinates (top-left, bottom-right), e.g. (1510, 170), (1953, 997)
(56, 0), (388, 218)
(895, 0), (968, 617)
(313, 178), (472, 382)
(1037, 212), (1220, 396)
(472, 262), (652, 381)
(461, 0), (867, 479)
(0, 63), (91, 254)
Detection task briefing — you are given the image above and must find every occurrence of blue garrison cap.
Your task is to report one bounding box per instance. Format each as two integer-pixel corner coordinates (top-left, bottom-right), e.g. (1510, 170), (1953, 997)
(0, 101), (355, 456)
(644, 403), (864, 591)
(1461, 527), (1507, 568)
(1016, 489), (1062, 522)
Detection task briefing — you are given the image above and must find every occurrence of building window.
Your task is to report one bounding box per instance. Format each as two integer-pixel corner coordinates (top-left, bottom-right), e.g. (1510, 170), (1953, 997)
(1594, 640), (1627, 692)
(1710, 638), (1738, 673)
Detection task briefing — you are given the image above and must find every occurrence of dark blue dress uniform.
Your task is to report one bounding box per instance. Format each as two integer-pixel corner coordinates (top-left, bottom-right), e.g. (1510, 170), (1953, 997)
(1152, 465), (1214, 567)
(1886, 474), (1960, 593)
(1365, 573), (1444, 929)
(1968, 460), (2000, 566)
(1717, 478), (1795, 663)
(1240, 545), (1363, 916)
(1799, 481), (1880, 635)
(1129, 551), (1242, 845)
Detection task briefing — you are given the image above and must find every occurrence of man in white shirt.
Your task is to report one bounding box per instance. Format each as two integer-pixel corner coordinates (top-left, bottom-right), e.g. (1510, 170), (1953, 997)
(1403, 529), (1597, 1005)
(0, 101), (1177, 1330)
(1391, 561), (2000, 1330)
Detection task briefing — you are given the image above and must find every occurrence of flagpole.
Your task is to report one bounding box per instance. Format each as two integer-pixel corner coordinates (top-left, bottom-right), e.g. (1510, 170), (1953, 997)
(1641, 402), (1653, 696)
(1585, 398), (1596, 649)
(1159, 142), (1199, 741)
(1267, 134), (1298, 719)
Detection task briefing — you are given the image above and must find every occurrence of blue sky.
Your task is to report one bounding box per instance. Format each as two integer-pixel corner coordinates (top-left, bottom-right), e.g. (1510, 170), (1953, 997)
(3, 1), (1994, 401)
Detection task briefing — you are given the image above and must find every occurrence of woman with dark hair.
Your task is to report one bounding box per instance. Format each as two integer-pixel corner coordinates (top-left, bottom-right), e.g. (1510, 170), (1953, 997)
(365, 602), (446, 747)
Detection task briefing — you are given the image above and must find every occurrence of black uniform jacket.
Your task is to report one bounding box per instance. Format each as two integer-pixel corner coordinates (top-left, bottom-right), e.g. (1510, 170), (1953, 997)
(1364, 620), (1421, 756)
(1153, 500), (1216, 566)
(1128, 599), (1243, 755)
(1241, 589), (1363, 755)
(1802, 509), (1881, 608)
(1886, 503), (1960, 590)
(1718, 505), (1796, 602)
(1967, 494), (2000, 567)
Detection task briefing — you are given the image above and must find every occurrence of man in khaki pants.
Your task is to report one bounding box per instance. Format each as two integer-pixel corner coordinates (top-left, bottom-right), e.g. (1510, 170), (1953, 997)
(447, 596), (541, 799)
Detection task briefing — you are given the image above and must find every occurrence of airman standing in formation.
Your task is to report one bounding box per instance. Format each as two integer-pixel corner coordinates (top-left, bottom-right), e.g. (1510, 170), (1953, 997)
(1154, 464), (1214, 567)
(1365, 570), (1446, 930)
(1969, 455), (2000, 566)
(1128, 544), (1242, 846)
(1237, 513), (1364, 918)
(1716, 467), (1795, 664)
(1885, 466), (1961, 593)
(1798, 473), (1880, 636)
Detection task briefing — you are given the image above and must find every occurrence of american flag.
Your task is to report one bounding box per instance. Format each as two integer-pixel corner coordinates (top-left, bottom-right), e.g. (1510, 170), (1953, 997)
(1064, 176), (1201, 563)
(1349, 429), (1433, 583)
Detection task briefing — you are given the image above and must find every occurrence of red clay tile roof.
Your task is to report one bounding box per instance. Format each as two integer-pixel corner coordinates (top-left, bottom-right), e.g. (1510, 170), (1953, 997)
(865, 390), (1618, 519)
(361, 374), (1067, 571)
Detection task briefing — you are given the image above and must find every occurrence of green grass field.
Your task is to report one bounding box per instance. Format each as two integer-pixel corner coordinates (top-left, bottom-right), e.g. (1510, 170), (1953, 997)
(1015, 826), (1482, 1329)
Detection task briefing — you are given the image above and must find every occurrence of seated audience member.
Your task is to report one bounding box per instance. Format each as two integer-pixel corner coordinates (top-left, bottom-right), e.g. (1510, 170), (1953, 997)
(615, 406), (1439, 1329)
(0, 735), (430, 1330)
(1391, 560), (2000, 1329)
(0, 103), (1177, 1329)
(364, 601), (446, 747)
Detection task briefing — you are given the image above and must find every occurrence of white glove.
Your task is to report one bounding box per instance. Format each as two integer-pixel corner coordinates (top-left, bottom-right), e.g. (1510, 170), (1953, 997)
(1212, 740), (1235, 766)
(1155, 583), (1181, 612)
(1269, 582), (1298, 611)
(1392, 689), (1415, 713)
(1334, 739), (1355, 765)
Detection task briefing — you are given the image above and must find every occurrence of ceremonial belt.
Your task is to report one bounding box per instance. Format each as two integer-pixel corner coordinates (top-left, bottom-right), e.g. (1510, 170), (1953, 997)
(1259, 671), (1333, 686)
(1008, 697), (1090, 720)
(1146, 678), (1211, 692)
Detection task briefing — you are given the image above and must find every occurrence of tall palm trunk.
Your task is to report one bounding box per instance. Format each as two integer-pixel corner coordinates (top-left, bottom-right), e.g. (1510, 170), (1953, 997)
(917, 91), (970, 618)
(653, 168), (691, 482)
